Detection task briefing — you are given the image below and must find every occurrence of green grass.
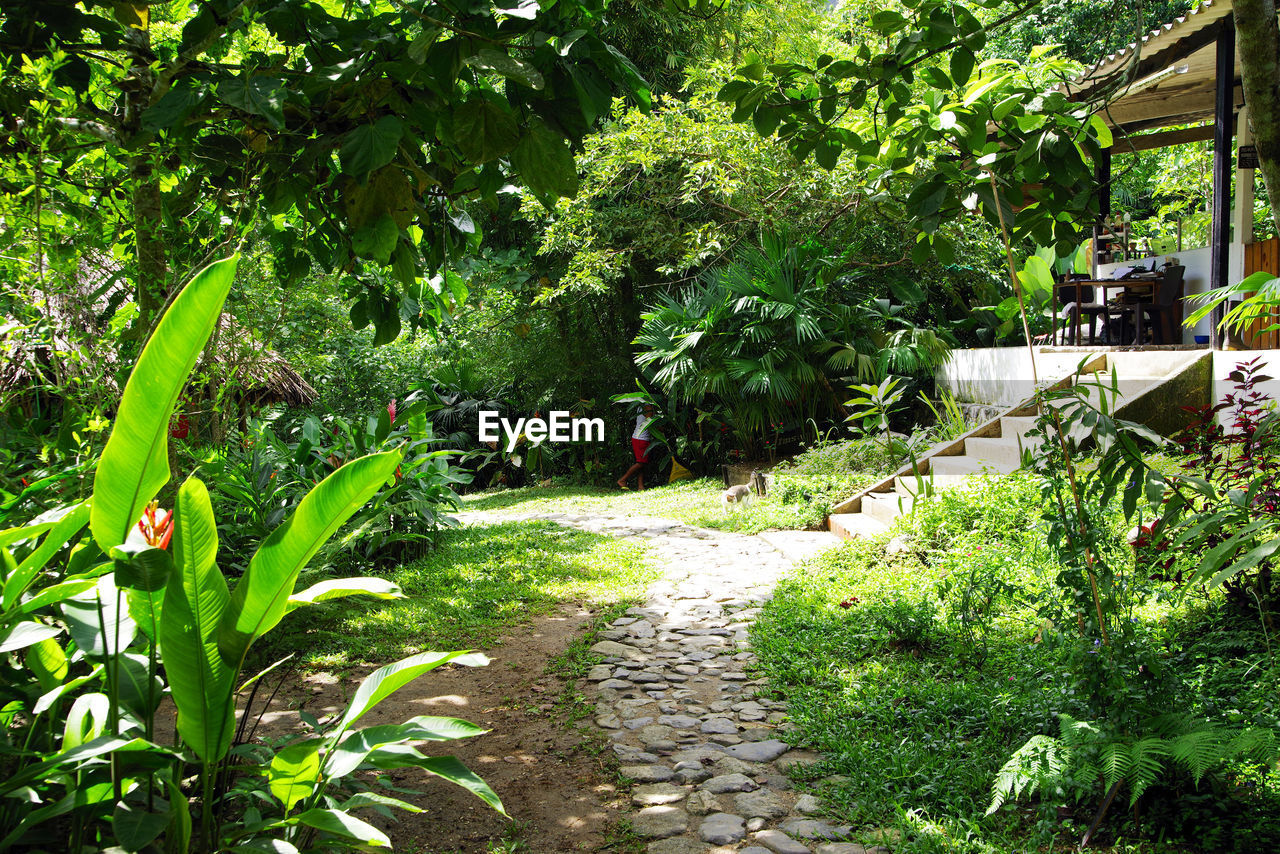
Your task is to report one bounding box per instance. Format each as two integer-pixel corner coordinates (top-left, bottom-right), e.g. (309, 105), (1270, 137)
(751, 470), (1280, 853)
(265, 520), (657, 669)
(752, 537), (1067, 853)
(463, 437), (896, 534)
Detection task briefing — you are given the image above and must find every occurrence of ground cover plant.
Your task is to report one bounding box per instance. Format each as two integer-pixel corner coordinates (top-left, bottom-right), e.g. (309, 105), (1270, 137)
(752, 384), (1280, 852)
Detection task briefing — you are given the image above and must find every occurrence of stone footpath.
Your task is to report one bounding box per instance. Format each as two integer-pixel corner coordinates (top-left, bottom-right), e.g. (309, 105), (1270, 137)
(470, 510), (890, 854)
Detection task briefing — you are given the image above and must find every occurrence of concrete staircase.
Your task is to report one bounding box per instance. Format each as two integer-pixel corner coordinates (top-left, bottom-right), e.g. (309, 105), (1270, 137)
(828, 350), (1210, 541)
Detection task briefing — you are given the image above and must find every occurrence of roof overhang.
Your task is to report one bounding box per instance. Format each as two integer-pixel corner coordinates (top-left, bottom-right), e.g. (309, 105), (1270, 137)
(1056, 0), (1243, 134)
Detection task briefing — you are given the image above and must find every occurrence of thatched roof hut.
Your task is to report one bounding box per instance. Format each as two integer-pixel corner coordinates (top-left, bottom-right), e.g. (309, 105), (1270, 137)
(200, 314), (318, 408)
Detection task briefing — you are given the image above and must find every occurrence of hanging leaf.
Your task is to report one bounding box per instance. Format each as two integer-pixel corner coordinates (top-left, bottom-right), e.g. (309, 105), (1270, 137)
(340, 116), (404, 178)
(352, 215), (399, 264)
(495, 0), (539, 19)
(219, 75), (286, 130)
(466, 49), (545, 90)
(510, 123), (578, 199)
(453, 99), (520, 164)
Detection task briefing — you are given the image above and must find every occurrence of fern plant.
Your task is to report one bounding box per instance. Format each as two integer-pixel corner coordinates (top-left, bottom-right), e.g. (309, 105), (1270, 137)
(990, 714), (1278, 832)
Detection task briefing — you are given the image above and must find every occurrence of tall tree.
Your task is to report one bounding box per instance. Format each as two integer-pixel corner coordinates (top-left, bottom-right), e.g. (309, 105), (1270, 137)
(1235, 0), (1280, 236)
(0, 0), (649, 342)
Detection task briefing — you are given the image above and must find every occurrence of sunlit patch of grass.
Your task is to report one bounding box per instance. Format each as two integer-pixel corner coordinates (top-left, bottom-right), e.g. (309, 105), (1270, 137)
(264, 520), (656, 668)
(463, 477), (829, 534)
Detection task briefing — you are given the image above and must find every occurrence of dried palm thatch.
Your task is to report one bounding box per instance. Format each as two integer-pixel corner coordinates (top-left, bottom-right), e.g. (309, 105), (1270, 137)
(200, 314), (317, 407)
(1, 253), (316, 408)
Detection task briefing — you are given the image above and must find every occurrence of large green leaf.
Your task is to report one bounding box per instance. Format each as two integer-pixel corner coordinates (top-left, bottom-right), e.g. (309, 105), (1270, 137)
(510, 123), (579, 199)
(268, 739), (322, 812)
(277, 809), (390, 848)
(284, 577), (403, 614)
(220, 75), (285, 130)
(466, 49), (545, 90)
(217, 451), (401, 674)
(324, 715), (488, 778)
(160, 477), (234, 762)
(113, 801), (170, 853)
(3, 501), (90, 610)
(339, 116), (404, 177)
(366, 749), (505, 815)
(62, 574), (136, 657)
(90, 256), (239, 552)
(351, 215), (398, 264)
(337, 650), (488, 731)
(0, 621), (62, 654)
(453, 98), (519, 163)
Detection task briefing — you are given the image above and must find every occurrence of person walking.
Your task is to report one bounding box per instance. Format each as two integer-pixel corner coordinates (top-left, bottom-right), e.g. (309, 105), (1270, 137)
(618, 403), (656, 490)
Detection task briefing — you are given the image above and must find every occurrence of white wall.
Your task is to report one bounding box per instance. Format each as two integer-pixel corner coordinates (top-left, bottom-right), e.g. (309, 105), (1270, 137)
(938, 347), (1108, 405)
(940, 348), (1207, 407)
(1213, 350), (1280, 418)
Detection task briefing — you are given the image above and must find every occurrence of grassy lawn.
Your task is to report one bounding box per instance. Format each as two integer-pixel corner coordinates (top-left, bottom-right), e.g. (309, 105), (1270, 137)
(266, 520), (656, 669)
(463, 437), (897, 534)
(751, 472), (1280, 853)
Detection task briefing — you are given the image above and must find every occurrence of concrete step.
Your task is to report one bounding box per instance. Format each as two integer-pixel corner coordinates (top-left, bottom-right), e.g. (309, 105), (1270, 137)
(1000, 415), (1039, 437)
(1070, 374), (1154, 403)
(861, 492), (913, 526)
(829, 512), (889, 541)
(929, 454), (1017, 476)
(965, 435), (1043, 468)
(894, 473), (972, 495)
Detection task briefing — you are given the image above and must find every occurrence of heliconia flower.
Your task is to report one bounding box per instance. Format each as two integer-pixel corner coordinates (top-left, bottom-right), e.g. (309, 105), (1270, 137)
(131, 500), (173, 549)
(387, 399), (398, 423)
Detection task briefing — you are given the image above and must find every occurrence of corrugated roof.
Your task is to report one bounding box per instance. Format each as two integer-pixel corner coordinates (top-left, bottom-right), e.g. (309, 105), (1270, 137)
(1056, 0), (1234, 101)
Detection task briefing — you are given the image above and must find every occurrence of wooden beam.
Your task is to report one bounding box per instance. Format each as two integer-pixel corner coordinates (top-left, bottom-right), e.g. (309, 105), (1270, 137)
(1211, 19), (1235, 349)
(1099, 82), (1244, 127)
(1112, 124), (1216, 153)
(1093, 148), (1112, 278)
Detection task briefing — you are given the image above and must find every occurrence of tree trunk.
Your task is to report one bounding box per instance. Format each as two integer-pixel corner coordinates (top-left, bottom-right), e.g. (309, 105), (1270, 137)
(132, 153), (168, 324)
(118, 21), (169, 336)
(1235, 2), (1280, 236)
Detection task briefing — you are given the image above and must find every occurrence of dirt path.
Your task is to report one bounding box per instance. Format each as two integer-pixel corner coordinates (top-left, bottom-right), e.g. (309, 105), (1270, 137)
(254, 508), (851, 854)
(255, 600), (629, 854)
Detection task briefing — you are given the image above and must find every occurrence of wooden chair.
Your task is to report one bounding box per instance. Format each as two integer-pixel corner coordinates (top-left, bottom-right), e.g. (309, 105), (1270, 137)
(1134, 266), (1185, 344)
(1068, 286), (1126, 344)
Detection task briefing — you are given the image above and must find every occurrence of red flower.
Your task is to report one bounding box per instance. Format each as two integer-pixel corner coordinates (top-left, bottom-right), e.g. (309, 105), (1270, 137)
(387, 399), (398, 423)
(838, 596), (860, 609)
(133, 501), (173, 550)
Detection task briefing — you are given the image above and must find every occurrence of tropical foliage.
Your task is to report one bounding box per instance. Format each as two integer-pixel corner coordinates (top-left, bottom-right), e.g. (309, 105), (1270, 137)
(0, 259), (500, 851)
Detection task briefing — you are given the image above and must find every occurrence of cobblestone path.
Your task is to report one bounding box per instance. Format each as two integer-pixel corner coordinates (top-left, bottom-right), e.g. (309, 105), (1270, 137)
(473, 510), (890, 854)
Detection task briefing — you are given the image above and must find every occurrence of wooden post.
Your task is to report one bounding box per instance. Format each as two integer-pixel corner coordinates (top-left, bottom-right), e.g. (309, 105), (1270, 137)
(1210, 18), (1236, 350)
(1092, 147), (1112, 280)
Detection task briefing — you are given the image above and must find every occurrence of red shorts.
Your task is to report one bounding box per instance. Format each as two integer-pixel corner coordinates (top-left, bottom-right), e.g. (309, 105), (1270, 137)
(632, 438), (651, 462)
